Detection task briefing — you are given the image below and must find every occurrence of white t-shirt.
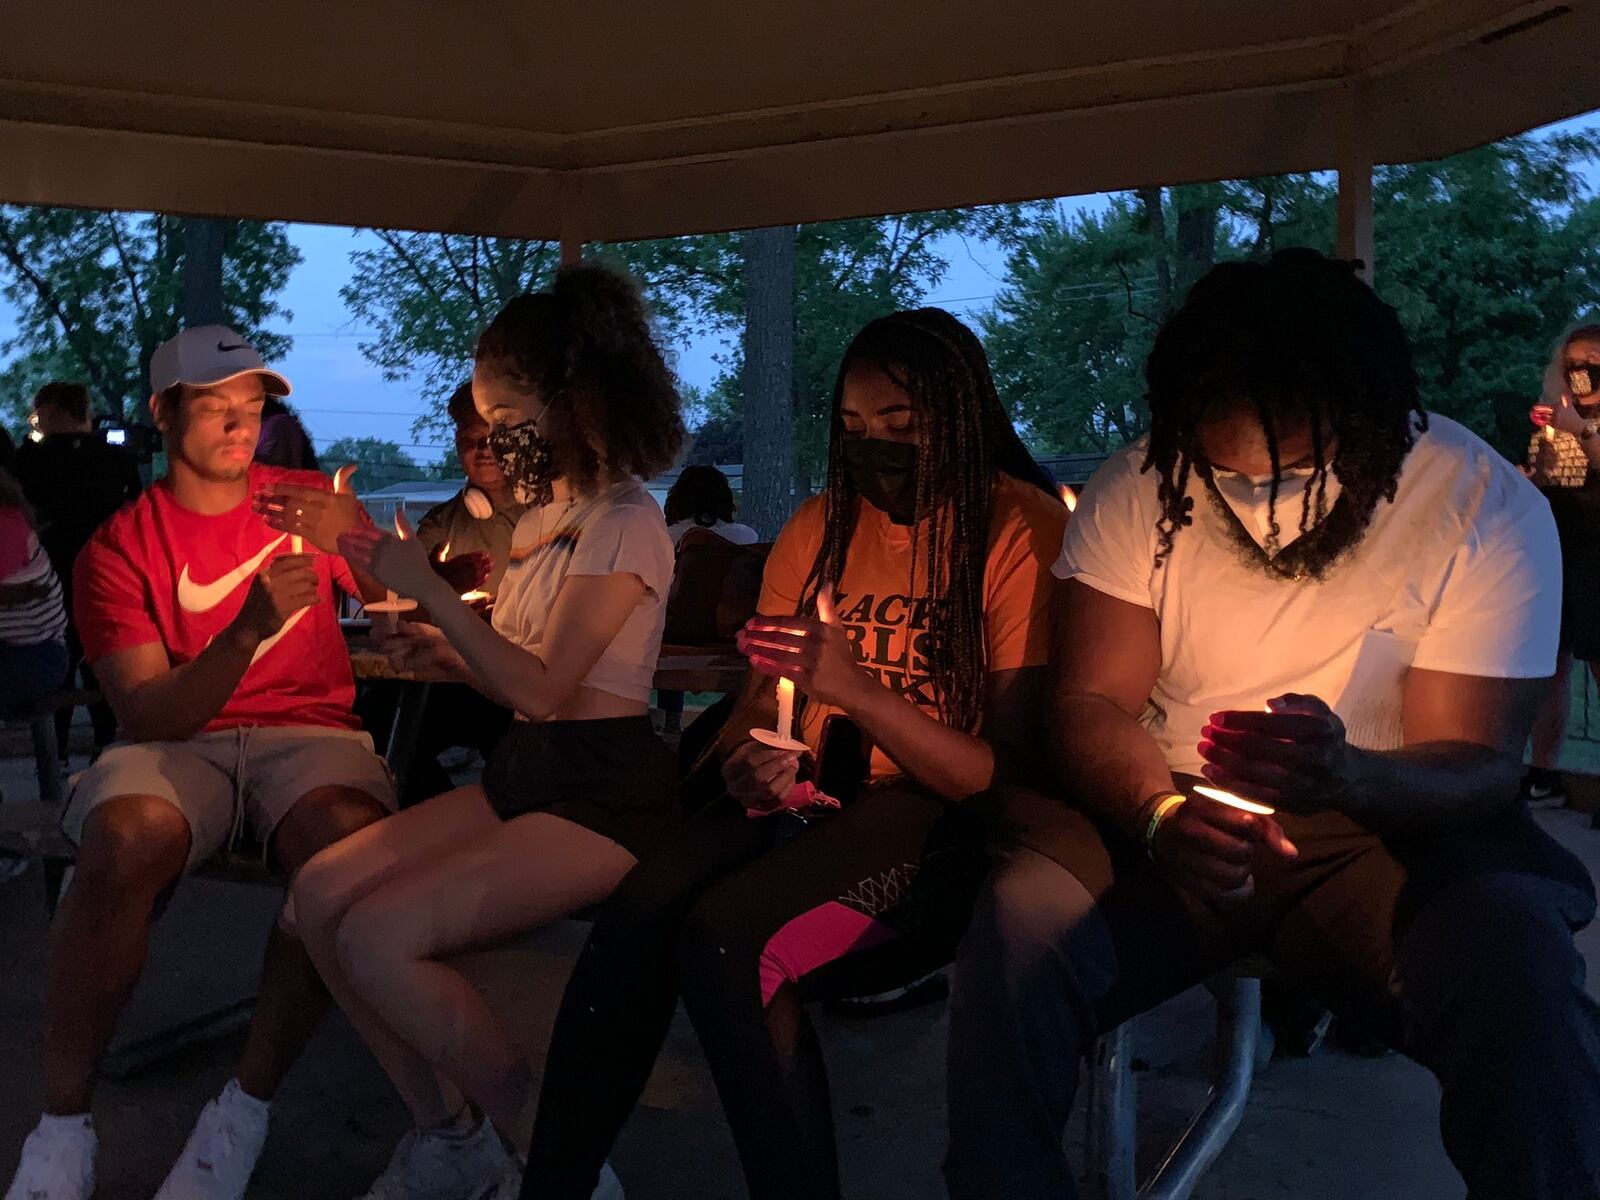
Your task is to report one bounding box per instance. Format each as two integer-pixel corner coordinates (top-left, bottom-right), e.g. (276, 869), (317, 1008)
(1056, 414), (1561, 777)
(492, 479), (675, 704)
(667, 518), (761, 547)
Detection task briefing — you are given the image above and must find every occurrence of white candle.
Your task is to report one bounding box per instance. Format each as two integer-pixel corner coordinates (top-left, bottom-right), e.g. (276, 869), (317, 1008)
(776, 677), (796, 742)
(290, 534), (303, 554)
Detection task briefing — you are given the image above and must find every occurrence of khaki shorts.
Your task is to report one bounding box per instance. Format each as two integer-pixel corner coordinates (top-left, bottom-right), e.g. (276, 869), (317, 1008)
(62, 726), (395, 870)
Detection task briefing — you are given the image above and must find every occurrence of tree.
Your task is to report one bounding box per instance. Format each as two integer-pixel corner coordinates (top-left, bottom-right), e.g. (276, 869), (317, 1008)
(340, 232), (732, 439)
(324, 436), (430, 494)
(1372, 131), (1600, 455)
(0, 209), (299, 426)
(706, 207), (1029, 492)
(740, 226), (797, 535)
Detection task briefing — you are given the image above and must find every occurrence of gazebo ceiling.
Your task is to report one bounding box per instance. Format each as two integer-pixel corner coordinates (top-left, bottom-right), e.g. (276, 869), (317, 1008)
(0, 1), (1595, 240)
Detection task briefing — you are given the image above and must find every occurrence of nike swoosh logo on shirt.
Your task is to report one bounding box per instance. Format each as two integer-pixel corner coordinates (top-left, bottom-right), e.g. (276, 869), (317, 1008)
(250, 605), (308, 665)
(177, 535), (288, 613)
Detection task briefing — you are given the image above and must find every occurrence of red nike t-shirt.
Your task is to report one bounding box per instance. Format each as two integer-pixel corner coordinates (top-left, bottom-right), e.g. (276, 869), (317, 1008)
(75, 464), (362, 733)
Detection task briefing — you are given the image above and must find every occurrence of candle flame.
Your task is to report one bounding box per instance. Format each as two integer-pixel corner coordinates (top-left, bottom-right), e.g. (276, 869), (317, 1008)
(333, 464), (356, 495)
(1193, 784), (1276, 816)
(460, 589), (491, 603)
(817, 581), (837, 626)
(439, 540), (451, 562)
(1060, 484), (1077, 513)
(1544, 424), (1556, 442)
(393, 511), (407, 539)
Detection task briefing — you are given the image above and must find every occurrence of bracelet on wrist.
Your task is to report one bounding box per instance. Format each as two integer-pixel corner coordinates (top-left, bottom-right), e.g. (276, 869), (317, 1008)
(1140, 791), (1187, 857)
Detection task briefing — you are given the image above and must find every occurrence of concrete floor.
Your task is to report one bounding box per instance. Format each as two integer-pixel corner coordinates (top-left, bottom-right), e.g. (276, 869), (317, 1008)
(0, 738), (1596, 1199)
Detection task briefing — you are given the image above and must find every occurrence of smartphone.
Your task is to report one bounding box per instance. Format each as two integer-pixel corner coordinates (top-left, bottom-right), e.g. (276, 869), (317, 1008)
(815, 715), (869, 806)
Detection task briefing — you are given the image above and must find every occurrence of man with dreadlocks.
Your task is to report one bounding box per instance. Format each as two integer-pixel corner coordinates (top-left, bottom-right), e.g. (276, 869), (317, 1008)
(521, 308), (1066, 1200)
(944, 249), (1600, 1200)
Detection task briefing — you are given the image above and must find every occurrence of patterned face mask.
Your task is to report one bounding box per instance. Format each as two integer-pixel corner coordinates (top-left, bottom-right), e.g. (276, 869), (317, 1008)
(487, 416), (559, 506)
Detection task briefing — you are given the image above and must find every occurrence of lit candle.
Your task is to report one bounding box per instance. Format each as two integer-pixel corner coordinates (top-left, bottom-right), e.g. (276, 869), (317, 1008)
(1544, 424), (1557, 442)
(776, 677), (796, 742)
(438, 540), (452, 563)
(364, 509), (420, 620)
(290, 534), (303, 554)
(1193, 783), (1277, 816)
(1059, 484), (1077, 513)
(748, 579), (834, 754)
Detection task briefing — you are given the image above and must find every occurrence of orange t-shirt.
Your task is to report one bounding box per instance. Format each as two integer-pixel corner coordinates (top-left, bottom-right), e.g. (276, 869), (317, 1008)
(757, 473), (1068, 780)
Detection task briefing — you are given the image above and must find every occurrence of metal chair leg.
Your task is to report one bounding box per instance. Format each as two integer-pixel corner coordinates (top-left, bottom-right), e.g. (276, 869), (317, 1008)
(1086, 1019), (1138, 1200)
(1140, 975), (1261, 1200)
(28, 713), (62, 807)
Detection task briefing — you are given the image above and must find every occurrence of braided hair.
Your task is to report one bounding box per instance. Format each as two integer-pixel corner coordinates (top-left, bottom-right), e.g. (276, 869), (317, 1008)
(801, 308), (1055, 735)
(1144, 249), (1424, 580)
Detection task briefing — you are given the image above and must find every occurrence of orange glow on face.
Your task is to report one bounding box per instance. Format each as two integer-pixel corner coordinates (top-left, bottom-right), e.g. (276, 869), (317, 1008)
(1060, 485), (1077, 513)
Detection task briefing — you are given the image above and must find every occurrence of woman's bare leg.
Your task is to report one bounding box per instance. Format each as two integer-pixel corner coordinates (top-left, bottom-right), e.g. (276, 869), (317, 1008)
(331, 813), (637, 1136)
(291, 784), (503, 1127)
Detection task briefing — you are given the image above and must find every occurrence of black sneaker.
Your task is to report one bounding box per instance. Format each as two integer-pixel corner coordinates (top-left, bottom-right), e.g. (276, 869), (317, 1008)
(1520, 768), (1567, 807)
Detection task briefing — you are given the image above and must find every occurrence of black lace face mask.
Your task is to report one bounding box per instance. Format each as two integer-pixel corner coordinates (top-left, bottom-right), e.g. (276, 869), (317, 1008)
(487, 417), (559, 506)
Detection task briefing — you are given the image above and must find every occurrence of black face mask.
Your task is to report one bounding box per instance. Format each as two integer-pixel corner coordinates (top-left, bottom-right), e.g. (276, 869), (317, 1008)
(842, 436), (920, 524)
(487, 418), (559, 507)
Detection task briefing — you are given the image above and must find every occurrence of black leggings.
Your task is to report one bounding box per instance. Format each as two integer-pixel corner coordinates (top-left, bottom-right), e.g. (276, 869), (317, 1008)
(523, 785), (981, 1200)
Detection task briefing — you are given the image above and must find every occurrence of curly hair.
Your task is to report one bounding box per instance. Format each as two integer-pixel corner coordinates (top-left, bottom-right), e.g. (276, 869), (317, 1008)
(801, 308), (1056, 735)
(475, 262), (685, 490)
(1144, 248), (1424, 581)
(664, 464), (738, 527)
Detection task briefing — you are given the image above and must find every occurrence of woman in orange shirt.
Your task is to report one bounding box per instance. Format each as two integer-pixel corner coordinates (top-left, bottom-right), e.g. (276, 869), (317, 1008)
(521, 309), (1067, 1200)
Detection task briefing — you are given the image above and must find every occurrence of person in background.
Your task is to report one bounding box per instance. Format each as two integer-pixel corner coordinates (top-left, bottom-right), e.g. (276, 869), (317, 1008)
(663, 464), (760, 547)
(288, 263), (683, 1200)
(253, 395), (320, 471)
(416, 381), (528, 593)
(0, 467), (68, 713)
(3, 327), (396, 1200)
(356, 382), (524, 805)
(522, 308), (1066, 1200)
(945, 251), (1599, 1200)
(11, 382), (143, 761)
(1523, 318), (1600, 813)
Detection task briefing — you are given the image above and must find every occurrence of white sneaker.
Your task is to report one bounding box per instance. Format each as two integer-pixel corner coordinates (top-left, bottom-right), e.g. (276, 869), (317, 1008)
(591, 1161), (624, 1200)
(153, 1080), (270, 1200)
(357, 1119), (517, 1200)
(3, 1114), (96, 1200)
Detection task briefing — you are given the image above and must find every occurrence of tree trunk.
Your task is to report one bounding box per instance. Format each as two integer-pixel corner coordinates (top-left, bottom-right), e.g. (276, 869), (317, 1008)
(1137, 187), (1172, 318)
(740, 225), (797, 538)
(1173, 188), (1218, 300)
(179, 217), (228, 328)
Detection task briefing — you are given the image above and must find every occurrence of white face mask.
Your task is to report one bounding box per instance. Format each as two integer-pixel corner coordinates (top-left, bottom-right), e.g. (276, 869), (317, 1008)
(1208, 466), (1342, 550)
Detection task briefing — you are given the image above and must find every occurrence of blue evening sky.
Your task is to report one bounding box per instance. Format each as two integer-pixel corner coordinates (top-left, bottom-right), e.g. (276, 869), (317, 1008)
(2, 110), (1596, 463)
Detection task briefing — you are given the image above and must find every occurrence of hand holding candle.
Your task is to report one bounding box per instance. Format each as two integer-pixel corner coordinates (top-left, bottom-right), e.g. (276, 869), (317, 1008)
(1198, 693), (1353, 815)
(741, 581), (849, 751)
(254, 461), (364, 554)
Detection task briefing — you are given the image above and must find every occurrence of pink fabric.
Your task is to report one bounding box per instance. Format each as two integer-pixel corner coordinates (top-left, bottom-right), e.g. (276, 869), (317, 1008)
(758, 900), (897, 1007)
(744, 780), (842, 820)
(0, 509), (30, 579)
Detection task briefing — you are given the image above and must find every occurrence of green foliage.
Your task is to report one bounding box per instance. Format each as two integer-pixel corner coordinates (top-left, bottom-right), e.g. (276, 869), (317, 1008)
(340, 231), (733, 440)
(1372, 131), (1600, 456)
(983, 178), (1336, 454)
(324, 435), (432, 493)
(0, 209), (299, 423)
(705, 207), (1030, 487)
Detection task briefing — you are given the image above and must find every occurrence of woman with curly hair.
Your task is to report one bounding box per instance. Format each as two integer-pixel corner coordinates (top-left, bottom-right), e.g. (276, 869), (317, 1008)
(520, 307), (1066, 1200)
(289, 262), (685, 1200)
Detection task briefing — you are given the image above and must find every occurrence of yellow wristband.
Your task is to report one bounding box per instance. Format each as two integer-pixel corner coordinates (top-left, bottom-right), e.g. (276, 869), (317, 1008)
(1142, 792), (1187, 854)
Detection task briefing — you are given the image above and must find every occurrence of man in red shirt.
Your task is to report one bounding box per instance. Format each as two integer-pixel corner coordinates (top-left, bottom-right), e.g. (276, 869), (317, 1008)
(4, 328), (395, 1200)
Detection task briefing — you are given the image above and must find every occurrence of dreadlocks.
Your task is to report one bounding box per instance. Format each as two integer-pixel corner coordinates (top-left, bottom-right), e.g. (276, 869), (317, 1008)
(801, 308), (1055, 735)
(1144, 248), (1425, 581)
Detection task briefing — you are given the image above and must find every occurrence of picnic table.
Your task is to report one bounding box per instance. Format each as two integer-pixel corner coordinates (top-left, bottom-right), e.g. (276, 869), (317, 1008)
(344, 621), (747, 795)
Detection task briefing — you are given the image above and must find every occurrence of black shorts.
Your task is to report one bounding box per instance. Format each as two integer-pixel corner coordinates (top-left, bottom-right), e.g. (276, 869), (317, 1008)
(481, 715), (678, 859)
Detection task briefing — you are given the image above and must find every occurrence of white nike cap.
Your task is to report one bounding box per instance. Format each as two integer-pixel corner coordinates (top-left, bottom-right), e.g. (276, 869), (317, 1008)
(149, 325), (292, 398)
